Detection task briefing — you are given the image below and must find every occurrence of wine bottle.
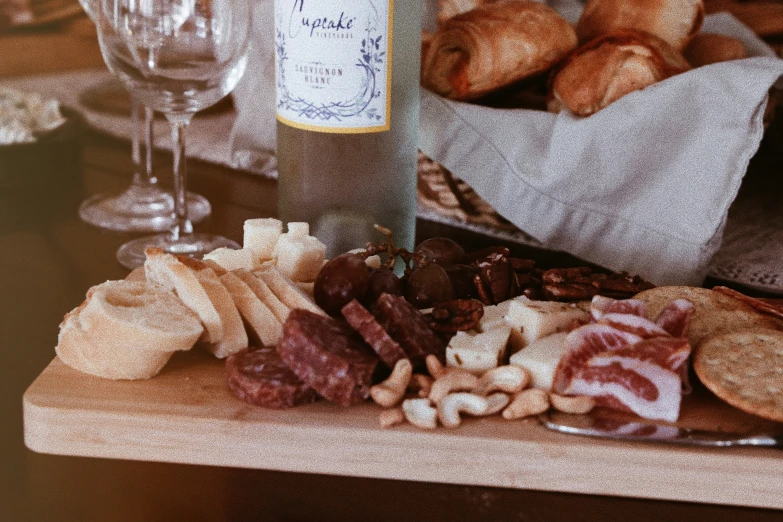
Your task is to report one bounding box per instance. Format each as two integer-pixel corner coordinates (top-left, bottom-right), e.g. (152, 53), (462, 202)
(274, 0), (420, 257)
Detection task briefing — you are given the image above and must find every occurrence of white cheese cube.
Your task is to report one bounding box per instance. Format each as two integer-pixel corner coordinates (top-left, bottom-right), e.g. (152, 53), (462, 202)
(286, 222), (310, 237)
(478, 300), (512, 332)
(243, 218), (283, 261)
(509, 331), (568, 390)
(504, 297), (590, 351)
(203, 248), (257, 271)
(446, 325), (512, 374)
(273, 232), (327, 282)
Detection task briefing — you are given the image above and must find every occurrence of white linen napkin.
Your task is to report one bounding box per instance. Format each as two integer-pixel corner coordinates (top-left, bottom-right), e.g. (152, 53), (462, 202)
(419, 13), (783, 286)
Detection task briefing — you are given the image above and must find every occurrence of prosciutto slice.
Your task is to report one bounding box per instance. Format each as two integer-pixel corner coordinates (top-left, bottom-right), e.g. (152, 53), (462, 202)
(553, 296), (694, 422)
(556, 337), (690, 422)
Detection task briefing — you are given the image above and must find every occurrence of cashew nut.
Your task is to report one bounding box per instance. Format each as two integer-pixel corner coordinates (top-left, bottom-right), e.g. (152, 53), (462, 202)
(402, 398), (438, 430)
(429, 369), (480, 404)
(550, 393), (596, 414)
(484, 392), (511, 415)
(437, 392), (489, 428)
(502, 389), (550, 420)
(378, 407), (405, 429)
(473, 365), (530, 396)
(370, 358), (413, 407)
(408, 373), (434, 398)
(425, 354), (447, 379)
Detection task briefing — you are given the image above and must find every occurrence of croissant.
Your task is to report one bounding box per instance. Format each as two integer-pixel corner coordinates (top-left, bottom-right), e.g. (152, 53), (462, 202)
(684, 33), (747, 67)
(576, 0), (705, 51)
(549, 29), (691, 117)
(421, 0), (578, 101)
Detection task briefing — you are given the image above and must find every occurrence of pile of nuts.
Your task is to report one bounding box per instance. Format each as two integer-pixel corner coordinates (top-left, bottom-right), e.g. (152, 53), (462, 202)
(370, 356), (596, 430)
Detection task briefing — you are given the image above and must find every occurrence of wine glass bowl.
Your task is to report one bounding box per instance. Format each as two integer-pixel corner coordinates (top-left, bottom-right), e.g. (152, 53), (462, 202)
(76, 0), (212, 233)
(96, 0), (251, 267)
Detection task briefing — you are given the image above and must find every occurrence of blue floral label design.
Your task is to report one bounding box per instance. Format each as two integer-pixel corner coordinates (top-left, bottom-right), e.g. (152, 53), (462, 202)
(275, 0), (392, 133)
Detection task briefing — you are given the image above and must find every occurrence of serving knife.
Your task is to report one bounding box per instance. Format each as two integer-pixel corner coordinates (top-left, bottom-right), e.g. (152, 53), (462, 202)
(539, 410), (783, 449)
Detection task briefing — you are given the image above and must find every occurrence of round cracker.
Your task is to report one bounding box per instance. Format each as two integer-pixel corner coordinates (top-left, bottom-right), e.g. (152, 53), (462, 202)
(693, 329), (783, 423)
(634, 286), (783, 348)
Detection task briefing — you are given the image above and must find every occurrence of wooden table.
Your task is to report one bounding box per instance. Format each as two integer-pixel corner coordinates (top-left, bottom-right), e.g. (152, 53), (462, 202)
(2, 11), (783, 522)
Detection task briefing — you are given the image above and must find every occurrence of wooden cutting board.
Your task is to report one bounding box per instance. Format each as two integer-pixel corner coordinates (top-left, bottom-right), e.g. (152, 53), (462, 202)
(23, 350), (783, 509)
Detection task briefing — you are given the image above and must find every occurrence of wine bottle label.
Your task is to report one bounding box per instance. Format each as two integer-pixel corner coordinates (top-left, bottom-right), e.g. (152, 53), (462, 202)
(274, 0), (392, 133)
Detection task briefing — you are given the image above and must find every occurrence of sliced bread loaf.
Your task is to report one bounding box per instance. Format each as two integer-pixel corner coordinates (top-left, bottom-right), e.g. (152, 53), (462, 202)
(144, 248), (224, 344)
(56, 280), (203, 379)
(195, 268), (248, 358)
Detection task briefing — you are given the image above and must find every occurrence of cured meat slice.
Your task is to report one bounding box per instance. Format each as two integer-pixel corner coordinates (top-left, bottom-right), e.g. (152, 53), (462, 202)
(553, 324), (644, 394)
(654, 298), (694, 338)
(590, 296), (647, 321)
(712, 286), (783, 320)
(556, 337), (691, 422)
(278, 309), (378, 406)
(341, 299), (408, 368)
(596, 313), (670, 338)
(226, 347), (318, 409)
(373, 293), (446, 369)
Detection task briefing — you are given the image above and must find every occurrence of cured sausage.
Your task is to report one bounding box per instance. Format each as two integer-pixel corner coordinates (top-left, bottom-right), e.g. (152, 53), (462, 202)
(278, 309), (379, 406)
(226, 347), (318, 409)
(341, 299), (408, 368)
(373, 293), (446, 369)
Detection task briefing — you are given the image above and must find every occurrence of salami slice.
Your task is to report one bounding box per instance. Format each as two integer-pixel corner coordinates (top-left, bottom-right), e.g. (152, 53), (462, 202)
(341, 299), (408, 368)
(373, 293), (446, 369)
(226, 347), (318, 409)
(278, 309), (379, 406)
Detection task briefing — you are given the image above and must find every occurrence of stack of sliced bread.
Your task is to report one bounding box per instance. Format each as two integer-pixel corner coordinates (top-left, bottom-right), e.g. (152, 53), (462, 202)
(55, 219), (328, 380)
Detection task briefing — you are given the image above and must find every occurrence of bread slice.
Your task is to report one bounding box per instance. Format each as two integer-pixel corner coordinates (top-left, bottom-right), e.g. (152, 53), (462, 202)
(195, 268), (249, 358)
(144, 248), (224, 344)
(219, 271), (283, 347)
(254, 266), (326, 316)
(233, 268), (291, 324)
(57, 280), (203, 379)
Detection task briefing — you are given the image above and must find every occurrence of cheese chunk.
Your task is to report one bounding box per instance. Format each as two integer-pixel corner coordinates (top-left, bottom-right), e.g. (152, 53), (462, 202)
(203, 247), (257, 271)
(477, 300), (512, 332)
(286, 222), (310, 236)
(272, 225), (327, 282)
(509, 331), (568, 390)
(446, 325), (512, 374)
(504, 297), (589, 351)
(243, 218), (283, 261)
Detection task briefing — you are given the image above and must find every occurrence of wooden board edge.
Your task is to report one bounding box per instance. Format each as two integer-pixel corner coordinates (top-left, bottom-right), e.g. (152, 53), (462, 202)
(21, 373), (783, 511)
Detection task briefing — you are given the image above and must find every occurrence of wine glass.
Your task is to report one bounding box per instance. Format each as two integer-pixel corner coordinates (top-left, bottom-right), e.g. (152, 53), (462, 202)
(95, 0), (250, 267)
(76, 0), (211, 232)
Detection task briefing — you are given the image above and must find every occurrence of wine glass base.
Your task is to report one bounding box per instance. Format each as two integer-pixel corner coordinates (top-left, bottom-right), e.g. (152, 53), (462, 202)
(116, 232), (240, 269)
(79, 185), (211, 232)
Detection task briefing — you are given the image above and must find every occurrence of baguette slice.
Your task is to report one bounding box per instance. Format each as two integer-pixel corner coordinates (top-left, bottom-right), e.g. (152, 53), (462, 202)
(144, 248), (224, 344)
(57, 280), (203, 380)
(254, 266), (326, 316)
(220, 271), (283, 347)
(195, 268), (249, 358)
(233, 268), (291, 324)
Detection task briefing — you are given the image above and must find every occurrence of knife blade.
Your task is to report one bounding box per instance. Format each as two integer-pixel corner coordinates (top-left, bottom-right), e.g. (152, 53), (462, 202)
(539, 410), (783, 449)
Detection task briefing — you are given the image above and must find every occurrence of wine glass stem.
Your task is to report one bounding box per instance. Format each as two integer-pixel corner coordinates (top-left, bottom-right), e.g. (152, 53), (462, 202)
(130, 99), (159, 188)
(131, 97), (142, 186)
(144, 106), (158, 185)
(169, 115), (194, 242)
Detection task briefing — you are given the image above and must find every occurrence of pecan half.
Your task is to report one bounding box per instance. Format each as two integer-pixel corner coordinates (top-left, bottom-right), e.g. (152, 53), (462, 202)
(424, 299), (484, 333)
